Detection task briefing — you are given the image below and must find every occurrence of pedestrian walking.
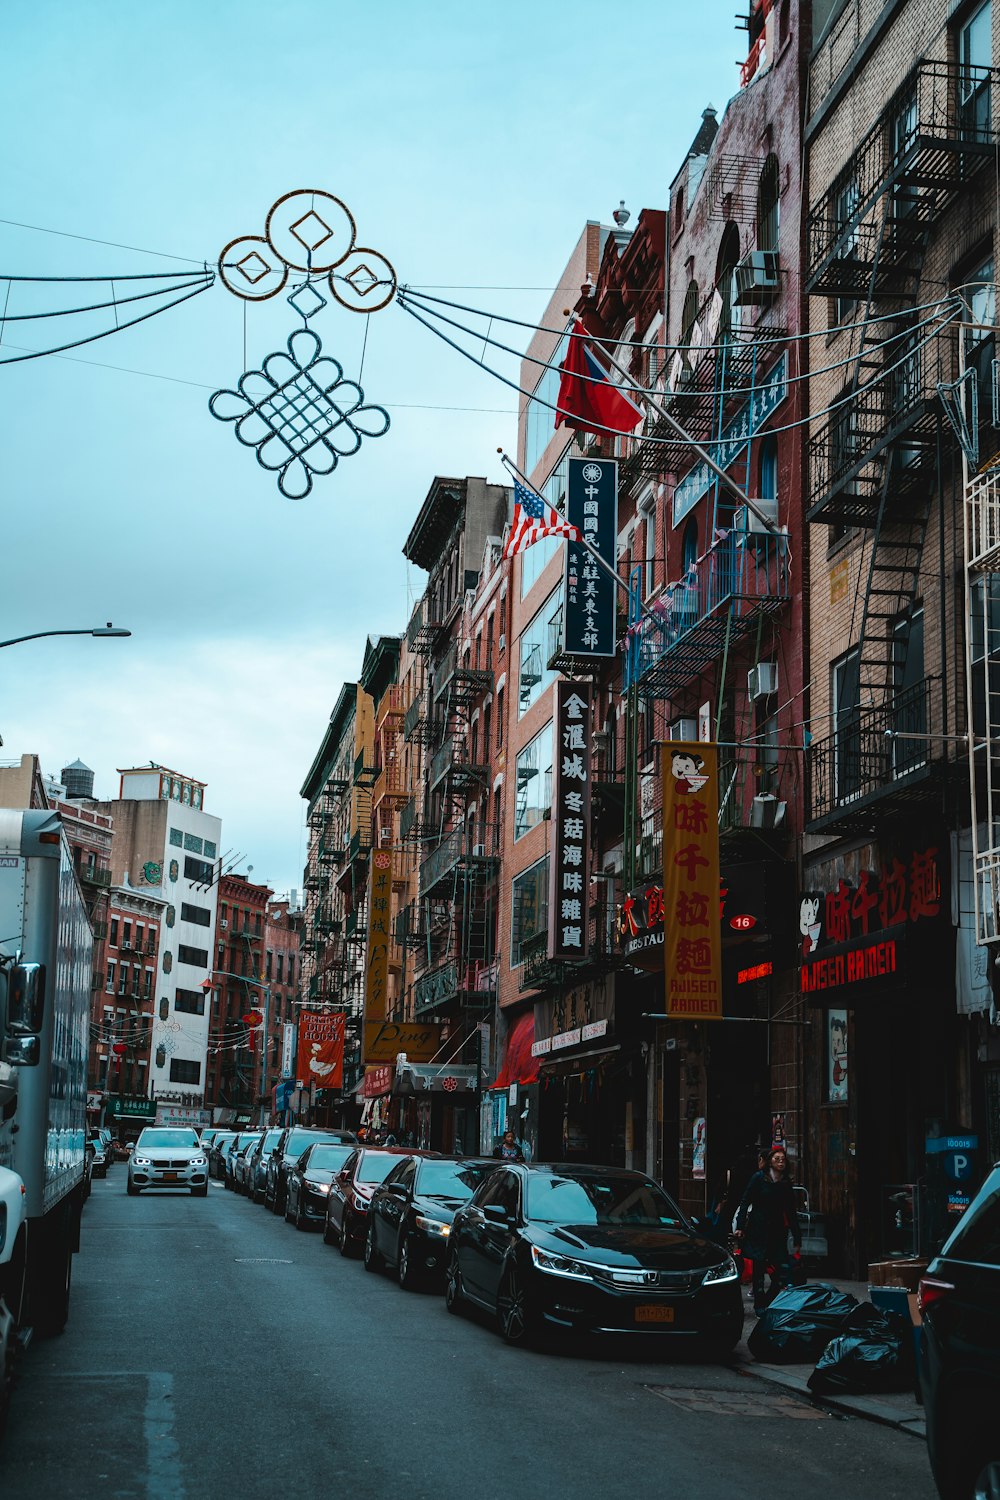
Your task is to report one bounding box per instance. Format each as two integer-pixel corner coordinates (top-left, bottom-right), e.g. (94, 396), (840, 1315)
(734, 1146), (802, 1314)
(498, 1129), (524, 1161)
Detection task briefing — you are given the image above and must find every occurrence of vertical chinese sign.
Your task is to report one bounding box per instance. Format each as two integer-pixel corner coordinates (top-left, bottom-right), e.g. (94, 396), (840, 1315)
(363, 848), (392, 1056)
(564, 457), (616, 656)
(549, 682), (592, 959)
(295, 1010), (345, 1089)
(662, 740), (722, 1018)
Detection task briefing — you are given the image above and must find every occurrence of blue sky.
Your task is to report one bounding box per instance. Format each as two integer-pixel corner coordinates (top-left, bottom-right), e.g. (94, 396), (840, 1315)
(1, 0), (743, 897)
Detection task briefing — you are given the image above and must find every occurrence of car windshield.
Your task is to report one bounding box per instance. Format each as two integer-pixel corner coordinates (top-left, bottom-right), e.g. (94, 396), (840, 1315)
(284, 1130), (319, 1157)
(357, 1152), (403, 1185)
(526, 1173), (686, 1228)
(214, 1135), (235, 1150)
(418, 1161), (496, 1197)
(237, 1134), (261, 1150)
(260, 1130), (283, 1152)
(307, 1145), (354, 1172)
(137, 1130), (199, 1149)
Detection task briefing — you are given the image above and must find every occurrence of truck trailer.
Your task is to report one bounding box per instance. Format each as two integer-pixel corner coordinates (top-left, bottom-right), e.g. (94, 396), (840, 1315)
(0, 809), (92, 1417)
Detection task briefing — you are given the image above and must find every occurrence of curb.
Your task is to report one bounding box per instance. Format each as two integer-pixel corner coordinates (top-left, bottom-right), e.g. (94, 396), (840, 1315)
(734, 1354), (926, 1438)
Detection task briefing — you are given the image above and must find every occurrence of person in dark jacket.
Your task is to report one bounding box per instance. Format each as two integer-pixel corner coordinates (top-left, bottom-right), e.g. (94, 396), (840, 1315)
(735, 1147), (801, 1314)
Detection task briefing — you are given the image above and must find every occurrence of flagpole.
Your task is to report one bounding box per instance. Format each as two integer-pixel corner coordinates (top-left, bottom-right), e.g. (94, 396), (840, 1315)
(497, 451), (666, 633)
(564, 314), (780, 535)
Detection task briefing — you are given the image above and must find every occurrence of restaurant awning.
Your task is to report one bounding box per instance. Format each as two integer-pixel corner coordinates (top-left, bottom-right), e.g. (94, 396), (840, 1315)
(393, 1062), (478, 1096)
(490, 1012), (538, 1091)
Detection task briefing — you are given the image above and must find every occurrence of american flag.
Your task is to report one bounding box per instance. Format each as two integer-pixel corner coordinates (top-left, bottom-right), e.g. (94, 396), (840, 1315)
(502, 480), (582, 559)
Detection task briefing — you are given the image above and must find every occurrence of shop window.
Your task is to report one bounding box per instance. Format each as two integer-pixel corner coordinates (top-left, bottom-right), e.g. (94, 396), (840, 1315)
(510, 856), (549, 966)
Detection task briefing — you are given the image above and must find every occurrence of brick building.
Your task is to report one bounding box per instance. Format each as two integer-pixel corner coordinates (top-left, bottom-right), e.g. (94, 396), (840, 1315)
(206, 872), (272, 1124)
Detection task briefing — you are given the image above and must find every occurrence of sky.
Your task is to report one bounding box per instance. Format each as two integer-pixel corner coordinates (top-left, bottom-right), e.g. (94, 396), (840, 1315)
(1, 0), (743, 899)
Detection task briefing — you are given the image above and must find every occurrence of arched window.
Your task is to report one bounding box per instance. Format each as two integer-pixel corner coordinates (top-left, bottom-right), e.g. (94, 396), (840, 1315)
(716, 222), (742, 337)
(681, 281), (700, 347)
(756, 154), (780, 254)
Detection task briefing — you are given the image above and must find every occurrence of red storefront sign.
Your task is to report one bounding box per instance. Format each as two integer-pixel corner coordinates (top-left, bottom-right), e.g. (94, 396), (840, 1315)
(662, 742), (722, 1019)
(361, 1063), (393, 1098)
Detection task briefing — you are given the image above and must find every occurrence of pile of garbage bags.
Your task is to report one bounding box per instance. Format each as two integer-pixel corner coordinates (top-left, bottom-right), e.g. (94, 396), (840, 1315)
(747, 1284), (915, 1395)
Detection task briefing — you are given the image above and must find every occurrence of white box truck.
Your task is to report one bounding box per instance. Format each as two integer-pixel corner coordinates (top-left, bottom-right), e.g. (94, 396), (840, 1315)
(0, 809), (92, 1416)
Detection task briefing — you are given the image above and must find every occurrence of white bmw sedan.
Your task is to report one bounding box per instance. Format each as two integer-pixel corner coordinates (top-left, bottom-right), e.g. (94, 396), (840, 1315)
(127, 1128), (209, 1196)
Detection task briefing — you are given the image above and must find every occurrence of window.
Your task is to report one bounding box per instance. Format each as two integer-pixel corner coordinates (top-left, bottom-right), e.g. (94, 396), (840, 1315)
(524, 331), (569, 476)
(143, 970), (153, 999)
(184, 856), (213, 883)
(831, 172), (860, 322)
(169, 1058), (201, 1085)
(521, 461), (569, 597)
(759, 435), (778, 506)
(288, 954), (295, 987)
(265, 949), (273, 980)
(118, 967), (128, 995)
(122, 921), (132, 948)
(518, 586), (564, 717)
(510, 856), (549, 966)
(893, 608), (927, 777)
(832, 647), (861, 803)
(110, 917), (119, 947)
(181, 902), (211, 928)
(178, 943), (209, 967)
(514, 723), (553, 839)
(203, 840), (217, 859)
(106, 961), (115, 993)
(681, 281), (699, 348)
(496, 685), (505, 748)
(169, 828), (183, 848)
(682, 517), (698, 575)
(641, 493), (657, 597)
(183, 833), (203, 854)
(959, 1), (992, 141)
(276, 952), (284, 983)
(716, 221), (742, 339)
(756, 154), (780, 254)
(673, 184), (685, 237)
(174, 989), (206, 1015)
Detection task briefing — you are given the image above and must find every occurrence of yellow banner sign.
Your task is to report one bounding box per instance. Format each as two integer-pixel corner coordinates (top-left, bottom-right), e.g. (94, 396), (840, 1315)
(663, 741), (722, 1020)
(364, 849), (393, 1023)
(364, 1018), (444, 1064)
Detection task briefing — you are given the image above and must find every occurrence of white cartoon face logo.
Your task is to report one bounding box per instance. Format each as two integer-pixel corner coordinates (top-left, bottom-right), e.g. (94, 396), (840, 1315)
(799, 894), (823, 951)
(670, 749), (707, 793)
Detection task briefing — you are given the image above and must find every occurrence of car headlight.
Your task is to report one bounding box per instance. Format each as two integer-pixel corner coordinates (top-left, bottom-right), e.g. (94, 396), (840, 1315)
(415, 1215), (451, 1237)
(133, 1156), (152, 1167)
(352, 1193), (371, 1212)
(530, 1245), (595, 1281)
(307, 1181), (331, 1195)
(191, 1158), (207, 1168)
(702, 1257), (739, 1284)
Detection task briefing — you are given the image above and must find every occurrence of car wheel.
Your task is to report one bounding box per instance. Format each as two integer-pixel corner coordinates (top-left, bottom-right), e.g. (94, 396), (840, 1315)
(339, 1215), (354, 1258)
(364, 1223), (382, 1273)
(445, 1249), (464, 1315)
(496, 1262), (538, 1347)
(126, 1177), (140, 1196)
(398, 1236), (419, 1291)
(192, 1184), (208, 1198)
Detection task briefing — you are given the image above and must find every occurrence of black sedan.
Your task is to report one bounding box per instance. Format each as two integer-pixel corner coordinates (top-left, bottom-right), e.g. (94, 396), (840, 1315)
(265, 1126), (357, 1214)
(323, 1148), (424, 1256)
(365, 1156), (498, 1289)
(284, 1142), (357, 1229)
(208, 1132), (236, 1180)
(446, 1162), (743, 1353)
(919, 1160), (1000, 1500)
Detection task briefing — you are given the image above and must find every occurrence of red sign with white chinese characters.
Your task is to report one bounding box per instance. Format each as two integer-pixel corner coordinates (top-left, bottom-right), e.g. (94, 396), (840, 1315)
(663, 741), (722, 1019)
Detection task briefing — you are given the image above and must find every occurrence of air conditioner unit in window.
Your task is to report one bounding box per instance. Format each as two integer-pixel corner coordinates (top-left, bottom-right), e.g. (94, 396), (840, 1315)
(120, 939), (132, 950)
(670, 719), (699, 742)
(750, 794), (786, 829)
(734, 250), (780, 306)
(747, 662), (778, 702)
(733, 499), (779, 535)
(473, 843), (487, 857)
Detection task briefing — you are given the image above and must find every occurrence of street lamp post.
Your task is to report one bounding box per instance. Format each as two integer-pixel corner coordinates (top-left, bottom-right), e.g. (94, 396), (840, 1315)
(0, 622), (131, 649)
(202, 969), (273, 1126)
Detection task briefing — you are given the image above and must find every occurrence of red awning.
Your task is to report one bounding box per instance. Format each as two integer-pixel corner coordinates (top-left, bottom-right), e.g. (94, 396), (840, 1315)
(490, 1012), (538, 1090)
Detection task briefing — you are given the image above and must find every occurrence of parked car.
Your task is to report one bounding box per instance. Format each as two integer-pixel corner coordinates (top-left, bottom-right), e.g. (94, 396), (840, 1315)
(920, 1160), (1000, 1500)
(247, 1128), (284, 1203)
(232, 1131), (264, 1195)
(96, 1127), (114, 1168)
(127, 1128), (209, 1196)
(83, 1139), (94, 1199)
(365, 1155), (497, 1288)
(323, 1148), (423, 1255)
(87, 1133), (111, 1180)
(446, 1162), (743, 1351)
(224, 1132), (260, 1191)
(285, 1142), (358, 1228)
(199, 1128), (222, 1153)
(209, 1132), (236, 1180)
(265, 1127), (357, 1215)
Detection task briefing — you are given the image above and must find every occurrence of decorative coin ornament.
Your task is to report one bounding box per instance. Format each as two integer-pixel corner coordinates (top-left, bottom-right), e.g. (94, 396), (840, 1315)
(214, 189), (396, 498)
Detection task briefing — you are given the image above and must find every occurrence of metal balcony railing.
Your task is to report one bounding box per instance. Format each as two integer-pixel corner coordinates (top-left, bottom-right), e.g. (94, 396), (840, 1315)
(718, 750), (796, 840)
(806, 60), (998, 297)
(429, 737), (488, 791)
(433, 641), (493, 703)
(419, 824), (499, 899)
(414, 958), (496, 1015)
(625, 528), (790, 697)
(403, 696), (424, 740)
(79, 865), (112, 888)
(806, 677), (941, 832)
(372, 754), (407, 808)
(375, 684), (405, 730)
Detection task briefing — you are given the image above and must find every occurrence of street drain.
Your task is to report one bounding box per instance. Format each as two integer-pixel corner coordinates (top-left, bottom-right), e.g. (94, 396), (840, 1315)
(645, 1386), (828, 1419)
(234, 1258), (293, 1264)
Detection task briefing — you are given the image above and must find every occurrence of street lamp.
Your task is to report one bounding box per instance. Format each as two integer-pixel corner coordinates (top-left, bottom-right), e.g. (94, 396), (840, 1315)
(0, 622), (131, 649)
(202, 969), (273, 1125)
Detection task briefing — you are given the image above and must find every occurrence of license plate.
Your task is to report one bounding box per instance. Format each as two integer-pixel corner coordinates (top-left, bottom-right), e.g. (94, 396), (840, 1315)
(161, 1172), (178, 1182)
(635, 1304), (675, 1324)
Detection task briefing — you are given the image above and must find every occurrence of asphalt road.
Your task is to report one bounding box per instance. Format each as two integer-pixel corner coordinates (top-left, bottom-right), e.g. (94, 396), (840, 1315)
(0, 1175), (939, 1500)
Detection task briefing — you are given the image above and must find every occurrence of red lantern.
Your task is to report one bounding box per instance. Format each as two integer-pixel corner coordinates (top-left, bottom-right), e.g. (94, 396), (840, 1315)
(242, 1010), (263, 1028)
(112, 1042), (127, 1056)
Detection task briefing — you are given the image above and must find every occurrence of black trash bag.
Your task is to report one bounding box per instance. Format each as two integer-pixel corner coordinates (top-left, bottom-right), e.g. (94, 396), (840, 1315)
(747, 1283), (860, 1364)
(808, 1309), (916, 1396)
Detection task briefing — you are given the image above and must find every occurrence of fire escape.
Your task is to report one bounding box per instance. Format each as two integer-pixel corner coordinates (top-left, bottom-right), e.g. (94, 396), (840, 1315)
(804, 57), (997, 831)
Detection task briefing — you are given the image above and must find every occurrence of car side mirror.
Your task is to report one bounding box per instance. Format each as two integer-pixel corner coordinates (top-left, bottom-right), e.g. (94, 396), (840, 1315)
(5, 1034), (40, 1066)
(6, 962), (46, 1037)
(482, 1204), (511, 1226)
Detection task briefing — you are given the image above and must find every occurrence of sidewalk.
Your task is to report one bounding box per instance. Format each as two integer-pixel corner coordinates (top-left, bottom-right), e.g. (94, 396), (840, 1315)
(733, 1278), (926, 1439)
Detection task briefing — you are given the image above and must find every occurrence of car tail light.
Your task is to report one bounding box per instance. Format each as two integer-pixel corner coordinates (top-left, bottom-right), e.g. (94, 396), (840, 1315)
(917, 1276), (955, 1314)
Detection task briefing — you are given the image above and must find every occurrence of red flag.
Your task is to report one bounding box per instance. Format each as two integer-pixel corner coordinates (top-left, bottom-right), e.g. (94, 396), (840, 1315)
(555, 321), (644, 436)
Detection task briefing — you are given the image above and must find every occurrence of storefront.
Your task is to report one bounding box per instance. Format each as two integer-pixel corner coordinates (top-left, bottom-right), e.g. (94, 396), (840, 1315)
(106, 1093), (156, 1143)
(393, 1061), (479, 1153)
(489, 1009), (538, 1158)
(801, 834), (958, 1277)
